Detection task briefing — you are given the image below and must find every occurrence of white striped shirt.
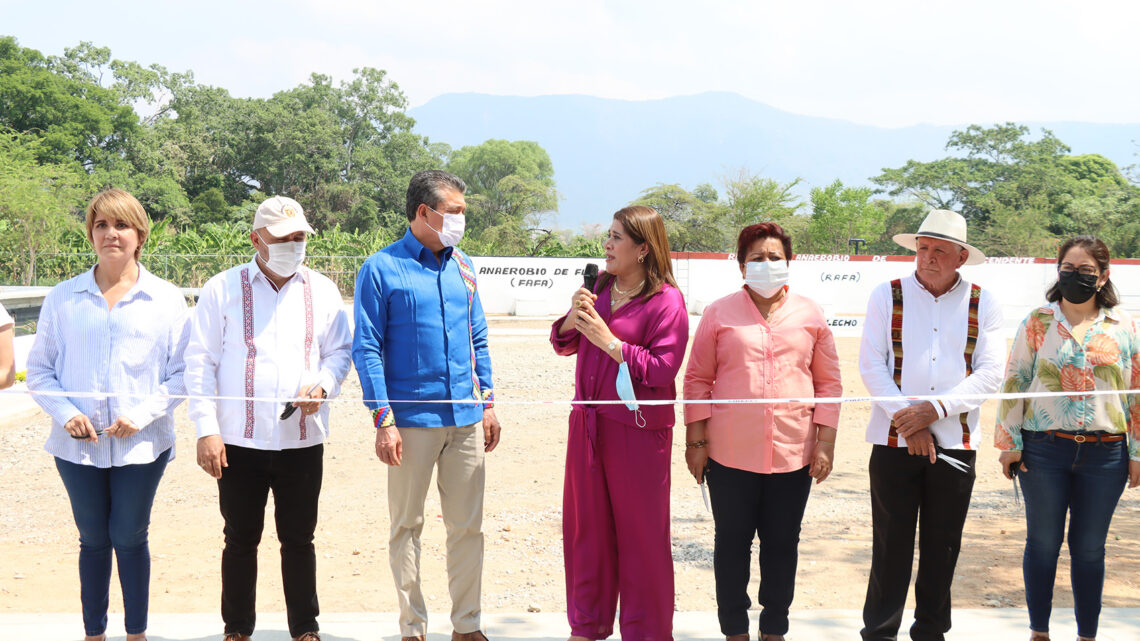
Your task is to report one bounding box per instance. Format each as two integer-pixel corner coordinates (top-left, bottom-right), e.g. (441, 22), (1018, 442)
(26, 264), (189, 467)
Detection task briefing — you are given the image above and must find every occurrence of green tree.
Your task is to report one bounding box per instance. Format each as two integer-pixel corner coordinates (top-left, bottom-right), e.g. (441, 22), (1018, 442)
(447, 139), (560, 255)
(863, 201), (926, 255)
(0, 37), (139, 169)
(632, 183), (729, 252)
(0, 130), (91, 284)
(804, 180), (884, 254)
(872, 123), (1140, 256)
(192, 187), (230, 223)
(722, 169), (803, 230)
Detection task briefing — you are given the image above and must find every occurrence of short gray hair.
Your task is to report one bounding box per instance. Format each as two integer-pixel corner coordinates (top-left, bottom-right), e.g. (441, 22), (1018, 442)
(405, 170), (466, 221)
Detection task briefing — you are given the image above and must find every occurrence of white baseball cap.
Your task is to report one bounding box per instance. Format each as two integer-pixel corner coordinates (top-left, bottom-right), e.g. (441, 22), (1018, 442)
(253, 196), (316, 237)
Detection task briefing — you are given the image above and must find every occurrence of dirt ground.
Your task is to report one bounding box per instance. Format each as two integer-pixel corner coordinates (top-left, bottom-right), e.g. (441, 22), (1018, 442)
(2, 324), (1137, 621)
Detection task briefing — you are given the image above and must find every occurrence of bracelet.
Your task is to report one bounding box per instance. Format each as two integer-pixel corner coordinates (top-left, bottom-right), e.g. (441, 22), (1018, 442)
(686, 439), (708, 449)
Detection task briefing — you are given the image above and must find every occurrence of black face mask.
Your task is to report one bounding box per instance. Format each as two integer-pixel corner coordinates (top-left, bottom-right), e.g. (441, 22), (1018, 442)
(1057, 270), (1099, 304)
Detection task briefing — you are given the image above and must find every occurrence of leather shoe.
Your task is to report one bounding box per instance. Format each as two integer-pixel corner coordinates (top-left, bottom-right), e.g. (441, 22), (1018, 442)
(727, 635), (749, 641)
(223, 635), (252, 641)
(402, 637), (426, 641)
(453, 631), (489, 641)
(294, 633), (321, 641)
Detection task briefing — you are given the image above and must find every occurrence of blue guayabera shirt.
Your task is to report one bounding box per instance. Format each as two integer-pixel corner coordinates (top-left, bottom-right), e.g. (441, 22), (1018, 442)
(352, 229), (494, 428)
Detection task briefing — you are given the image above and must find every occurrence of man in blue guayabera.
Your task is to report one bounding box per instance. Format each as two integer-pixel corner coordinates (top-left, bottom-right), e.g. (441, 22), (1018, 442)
(352, 170), (501, 641)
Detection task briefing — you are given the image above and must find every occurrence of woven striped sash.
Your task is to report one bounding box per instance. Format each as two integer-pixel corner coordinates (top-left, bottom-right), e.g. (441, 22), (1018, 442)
(450, 250), (485, 403)
(888, 279), (981, 448)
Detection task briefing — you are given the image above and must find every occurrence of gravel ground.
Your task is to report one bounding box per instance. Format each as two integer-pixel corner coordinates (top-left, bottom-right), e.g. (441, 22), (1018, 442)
(1, 326), (1137, 620)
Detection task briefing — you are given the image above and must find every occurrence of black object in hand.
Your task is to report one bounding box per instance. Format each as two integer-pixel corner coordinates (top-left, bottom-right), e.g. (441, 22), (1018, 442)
(280, 403), (298, 420)
(70, 429), (104, 439)
(583, 263), (599, 291)
(1008, 460), (1024, 478)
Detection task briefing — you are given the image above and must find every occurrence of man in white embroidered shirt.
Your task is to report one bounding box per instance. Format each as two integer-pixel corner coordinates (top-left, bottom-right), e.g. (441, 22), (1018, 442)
(858, 209), (1004, 641)
(185, 196), (352, 641)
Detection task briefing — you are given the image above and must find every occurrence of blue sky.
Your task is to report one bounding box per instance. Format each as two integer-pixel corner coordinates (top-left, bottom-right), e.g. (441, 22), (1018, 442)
(3, 0), (1138, 127)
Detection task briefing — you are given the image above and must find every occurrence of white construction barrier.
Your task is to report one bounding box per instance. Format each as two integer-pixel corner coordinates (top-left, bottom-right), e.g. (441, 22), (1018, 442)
(471, 254), (1140, 338)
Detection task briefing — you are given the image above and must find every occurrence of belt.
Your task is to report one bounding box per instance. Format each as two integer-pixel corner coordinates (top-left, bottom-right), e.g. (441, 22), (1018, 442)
(1045, 430), (1125, 443)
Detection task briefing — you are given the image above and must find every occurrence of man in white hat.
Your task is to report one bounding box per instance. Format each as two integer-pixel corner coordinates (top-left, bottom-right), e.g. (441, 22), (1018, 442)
(858, 209), (1005, 641)
(185, 196), (353, 641)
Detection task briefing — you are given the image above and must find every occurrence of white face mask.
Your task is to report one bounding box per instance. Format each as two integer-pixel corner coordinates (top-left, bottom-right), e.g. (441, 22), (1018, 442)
(744, 260), (788, 298)
(426, 205), (466, 247)
(260, 238), (306, 276)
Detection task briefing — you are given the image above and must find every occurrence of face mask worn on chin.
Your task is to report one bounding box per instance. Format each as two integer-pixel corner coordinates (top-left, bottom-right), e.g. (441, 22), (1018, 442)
(1057, 270), (1099, 304)
(744, 260), (789, 298)
(616, 361), (646, 428)
(427, 206), (466, 247)
(261, 239), (306, 276)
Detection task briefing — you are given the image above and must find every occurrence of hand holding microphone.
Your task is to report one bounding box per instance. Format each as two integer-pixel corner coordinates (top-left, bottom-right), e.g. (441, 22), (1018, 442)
(571, 263), (600, 312)
(583, 263), (598, 291)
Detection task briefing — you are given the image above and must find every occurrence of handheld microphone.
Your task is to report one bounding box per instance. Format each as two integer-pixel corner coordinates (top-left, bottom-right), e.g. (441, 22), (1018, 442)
(582, 263), (599, 291)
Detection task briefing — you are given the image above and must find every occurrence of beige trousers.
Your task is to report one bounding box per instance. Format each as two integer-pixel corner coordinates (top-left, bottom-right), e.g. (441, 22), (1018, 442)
(388, 424), (485, 637)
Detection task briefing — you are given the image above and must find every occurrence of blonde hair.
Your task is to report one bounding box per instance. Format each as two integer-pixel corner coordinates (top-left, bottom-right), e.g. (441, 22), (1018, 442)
(85, 189), (150, 259)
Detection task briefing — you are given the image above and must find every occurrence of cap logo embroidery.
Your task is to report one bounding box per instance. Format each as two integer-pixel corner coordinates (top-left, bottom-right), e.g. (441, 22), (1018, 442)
(283, 205), (297, 218)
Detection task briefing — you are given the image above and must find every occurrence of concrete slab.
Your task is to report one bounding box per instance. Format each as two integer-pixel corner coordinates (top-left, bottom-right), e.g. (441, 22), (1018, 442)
(2, 609), (1138, 640)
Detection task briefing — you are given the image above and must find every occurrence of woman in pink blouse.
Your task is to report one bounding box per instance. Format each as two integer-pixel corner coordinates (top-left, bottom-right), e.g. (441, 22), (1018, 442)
(551, 205), (689, 641)
(683, 222), (842, 641)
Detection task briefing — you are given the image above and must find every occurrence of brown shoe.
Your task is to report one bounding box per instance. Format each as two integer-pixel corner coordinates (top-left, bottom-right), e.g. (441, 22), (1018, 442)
(727, 635), (749, 641)
(224, 635), (251, 641)
(453, 631), (489, 641)
(401, 637), (426, 641)
(293, 633), (320, 641)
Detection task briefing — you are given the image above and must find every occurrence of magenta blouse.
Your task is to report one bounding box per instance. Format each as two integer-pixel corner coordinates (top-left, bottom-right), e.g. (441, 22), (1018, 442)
(551, 282), (689, 429)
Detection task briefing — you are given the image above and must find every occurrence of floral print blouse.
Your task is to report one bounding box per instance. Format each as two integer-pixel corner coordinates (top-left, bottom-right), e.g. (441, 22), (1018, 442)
(996, 302), (1140, 461)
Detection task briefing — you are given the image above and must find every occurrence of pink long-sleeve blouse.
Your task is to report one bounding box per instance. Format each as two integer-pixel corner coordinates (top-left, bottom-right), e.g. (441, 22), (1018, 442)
(551, 283), (689, 429)
(684, 288), (842, 474)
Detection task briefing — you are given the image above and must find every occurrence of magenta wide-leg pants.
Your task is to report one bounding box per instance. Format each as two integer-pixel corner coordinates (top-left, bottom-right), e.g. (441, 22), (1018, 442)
(563, 408), (675, 641)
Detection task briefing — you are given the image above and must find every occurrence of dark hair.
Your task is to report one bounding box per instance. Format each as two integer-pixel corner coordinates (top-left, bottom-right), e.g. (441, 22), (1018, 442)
(1045, 235), (1118, 308)
(597, 205), (678, 300)
(736, 222), (793, 266)
(405, 170), (467, 221)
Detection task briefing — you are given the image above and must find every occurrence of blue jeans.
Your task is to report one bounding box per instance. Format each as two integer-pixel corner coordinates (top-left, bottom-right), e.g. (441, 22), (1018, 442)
(1019, 432), (1128, 639)
(55, 449), (170, 636)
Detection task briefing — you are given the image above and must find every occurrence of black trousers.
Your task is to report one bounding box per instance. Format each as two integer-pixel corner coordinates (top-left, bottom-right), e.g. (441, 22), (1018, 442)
(706, 459), (813, 637)
(861, 445), (975, 641)
(218, 443), (323, 637)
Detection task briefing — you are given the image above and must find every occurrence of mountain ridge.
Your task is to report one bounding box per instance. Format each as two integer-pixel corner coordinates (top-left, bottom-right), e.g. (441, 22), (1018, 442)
(407, 92), (1140, 229)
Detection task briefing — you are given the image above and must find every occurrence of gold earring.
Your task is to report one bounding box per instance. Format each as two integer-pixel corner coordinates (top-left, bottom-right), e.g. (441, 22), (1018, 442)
(638, 255), (645, 263)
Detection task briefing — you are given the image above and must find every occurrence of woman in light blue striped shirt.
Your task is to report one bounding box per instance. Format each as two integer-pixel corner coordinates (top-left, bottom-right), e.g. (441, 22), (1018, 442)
(26, 189), (189, 641)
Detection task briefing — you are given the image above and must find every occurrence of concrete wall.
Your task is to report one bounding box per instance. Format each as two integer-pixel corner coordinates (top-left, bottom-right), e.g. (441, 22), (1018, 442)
(470, 254), (1140, 337)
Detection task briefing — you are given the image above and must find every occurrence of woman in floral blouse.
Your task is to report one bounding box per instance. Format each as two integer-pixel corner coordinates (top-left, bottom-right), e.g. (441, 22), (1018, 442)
(997, 235), (1140, 641)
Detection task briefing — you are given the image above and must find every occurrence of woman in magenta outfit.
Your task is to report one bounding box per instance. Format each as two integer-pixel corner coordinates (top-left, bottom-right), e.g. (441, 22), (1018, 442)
(551, 205), (689, 641)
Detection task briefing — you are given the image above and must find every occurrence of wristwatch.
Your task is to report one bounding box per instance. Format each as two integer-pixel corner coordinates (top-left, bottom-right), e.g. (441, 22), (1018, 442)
(606, 338), (620, 353)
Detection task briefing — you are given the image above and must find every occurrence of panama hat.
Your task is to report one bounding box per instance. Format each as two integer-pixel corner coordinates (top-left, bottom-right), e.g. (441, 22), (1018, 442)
(892, 209), (986, 265)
